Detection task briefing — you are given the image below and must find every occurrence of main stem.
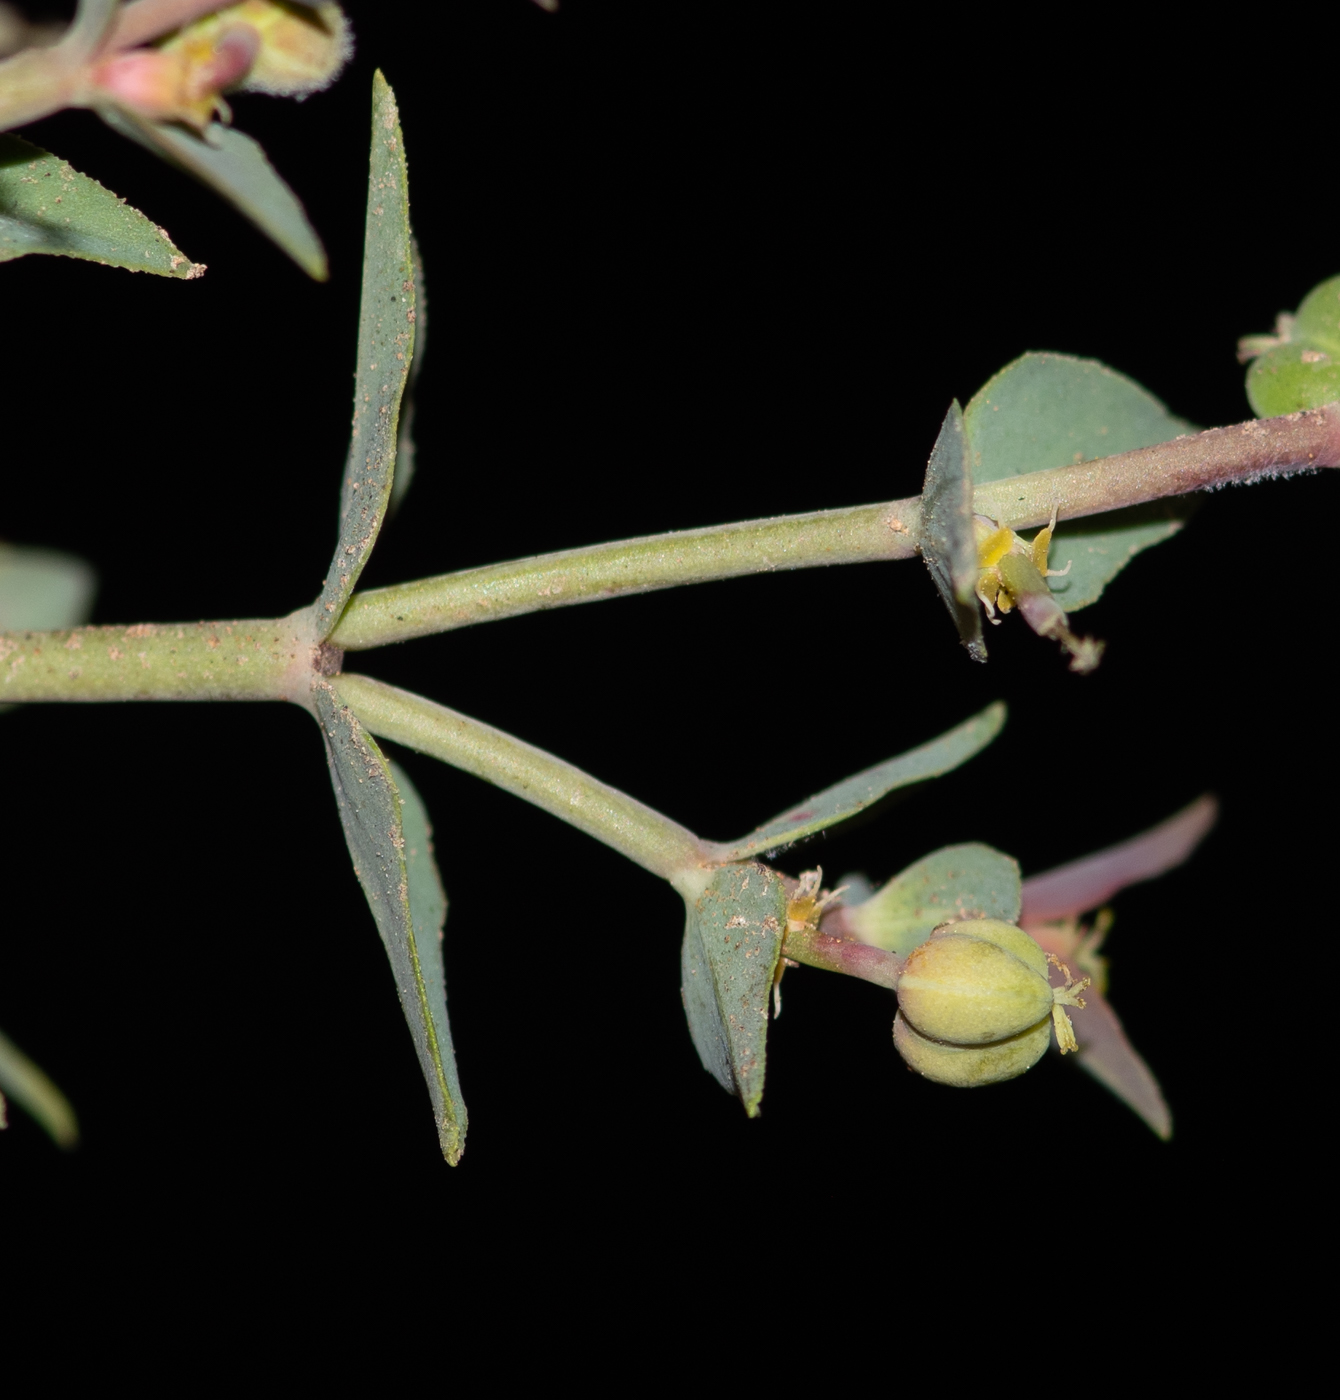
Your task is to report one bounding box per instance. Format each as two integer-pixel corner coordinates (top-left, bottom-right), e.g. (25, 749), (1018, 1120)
(329, 404), (1340, 651)
(0, 611), (320, 704)
(8, 406), (1339, 697)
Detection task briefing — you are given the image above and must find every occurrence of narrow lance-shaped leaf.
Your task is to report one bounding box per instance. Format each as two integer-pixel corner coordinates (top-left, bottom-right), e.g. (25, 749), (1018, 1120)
(388, 236), (427, 518)
(1017, 799), (1218, 1140)
(0, 543), (96, 631)
(97, 108), (325, 279)
(1019, 795), (1218, 925)
(841, 843), (1021, 958)
(314, 681), (466, 1163)
(963, 353), (1193, 611)
(0, 1025), (79, 1149)
(0, 134), (202, 275)
(920, 400), (985, 661)
(710, 701), (1005, 863)
(680, 863), (786, 1116)
(315, 70), (415, 636)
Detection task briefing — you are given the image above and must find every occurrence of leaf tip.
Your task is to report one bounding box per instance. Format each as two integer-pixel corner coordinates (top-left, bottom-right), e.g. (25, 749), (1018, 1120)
(440, 1119), (466, 1165)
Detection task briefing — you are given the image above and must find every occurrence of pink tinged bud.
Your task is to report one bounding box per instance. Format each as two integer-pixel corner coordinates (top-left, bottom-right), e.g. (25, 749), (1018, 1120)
(995, 553), (1104, 674)
(194, 26), (263, 96)
(89, 27), (261, 130)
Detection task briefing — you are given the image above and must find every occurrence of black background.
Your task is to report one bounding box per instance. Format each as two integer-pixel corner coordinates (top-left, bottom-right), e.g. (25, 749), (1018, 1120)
(3, 2), (1328, 1326)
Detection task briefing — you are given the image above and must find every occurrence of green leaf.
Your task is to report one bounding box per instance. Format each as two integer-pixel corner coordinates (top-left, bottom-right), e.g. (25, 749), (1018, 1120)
(97, 108), (326, 279)
(1245, 275), (1340, 416)
(0, 543), (95, 631)
(315, 72), (416, 637)
(844, 843), (1021, 958)
(314, 681), (466, 1163)
(0, 1024), (79, 1148)
(0, 134), (202, 275)
(1, 543), (96, 714)
(920, 400), (985, 661)
(388, 236), (426, 518)
(963, 353), (1194, 612)
(713, 702), (1005, 863)
(680, 863), (786, 1116)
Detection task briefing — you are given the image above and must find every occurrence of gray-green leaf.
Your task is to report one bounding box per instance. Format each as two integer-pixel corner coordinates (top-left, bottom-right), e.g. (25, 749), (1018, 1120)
(920, 400), (985, 659)
(680, 863), (786, 1116)
(844, 843), (1021, 958)
(0, 543), (95, 631)
(1, 543), (96, 714)
(388, 235), (426, 518)
(97, 108), (325, 279)
(315, 71), (415, 636)
(314, 681), (466, 1163)
(963, 353), (1193, 611)
(0, 134), (202, 275)
(0, 1024), (79, 1148)
(712, 702), (1005, 863)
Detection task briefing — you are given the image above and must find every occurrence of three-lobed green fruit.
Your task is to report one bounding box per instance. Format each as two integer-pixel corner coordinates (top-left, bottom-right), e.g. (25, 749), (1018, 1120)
(893, 918), (1068, 1087)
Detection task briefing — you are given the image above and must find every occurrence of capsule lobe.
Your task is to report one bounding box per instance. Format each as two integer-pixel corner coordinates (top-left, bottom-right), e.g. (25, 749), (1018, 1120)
(896, 918), (1053, 1046)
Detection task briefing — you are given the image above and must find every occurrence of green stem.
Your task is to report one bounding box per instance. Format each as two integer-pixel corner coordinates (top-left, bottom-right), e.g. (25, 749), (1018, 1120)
(331, 402), (1340, 652)
(328, 502), (916, 650)
(0, 610), (321, 705)
(331, 672), (709, 886)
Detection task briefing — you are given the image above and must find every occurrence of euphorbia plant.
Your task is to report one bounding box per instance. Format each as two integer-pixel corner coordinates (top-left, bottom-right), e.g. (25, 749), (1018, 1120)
(3, 14), (1339, 1163)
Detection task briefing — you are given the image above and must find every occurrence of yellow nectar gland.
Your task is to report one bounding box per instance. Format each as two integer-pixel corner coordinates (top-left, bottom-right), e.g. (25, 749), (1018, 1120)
(972, 509), (1103, 674)
(776, 869), (846, 1016)
(973, 508), (1071, 623)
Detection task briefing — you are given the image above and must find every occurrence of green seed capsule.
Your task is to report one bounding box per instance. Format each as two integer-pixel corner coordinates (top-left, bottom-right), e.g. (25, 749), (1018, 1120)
(896, 918), (1053, 1046)
(891, 918), (1088, 1088)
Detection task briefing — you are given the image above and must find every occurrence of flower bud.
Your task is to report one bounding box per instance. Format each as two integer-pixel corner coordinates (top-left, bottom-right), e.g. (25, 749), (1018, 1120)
(163, 1), (353, 100)
(893, 918), (1086, 1087)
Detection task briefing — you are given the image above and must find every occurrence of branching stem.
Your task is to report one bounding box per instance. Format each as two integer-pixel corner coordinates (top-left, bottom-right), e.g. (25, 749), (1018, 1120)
(329, 503), (909, 650)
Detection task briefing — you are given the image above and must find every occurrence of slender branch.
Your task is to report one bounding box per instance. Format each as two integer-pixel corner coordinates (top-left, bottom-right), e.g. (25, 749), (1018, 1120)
(0, 44), (83, 130)
(0, 610), (320, 705)
(330, 503), (917, 650)
(973, 402), (1340, 531)
(782, 923), (902, 991)
(331, 673), (710, 886)
(330, 404), (1340, 652)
